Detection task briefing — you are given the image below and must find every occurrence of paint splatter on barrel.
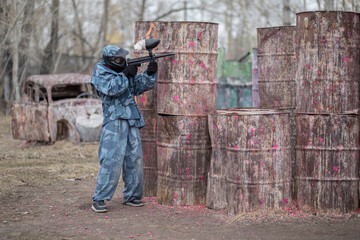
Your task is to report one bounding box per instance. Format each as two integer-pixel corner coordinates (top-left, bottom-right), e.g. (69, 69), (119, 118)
(257, 26), (296, 109)
(207, 109), (292, 214)
(135, 21), (218, 116)
(157, 115), (211, 205)
(295, 11), (360, 114)
(295, 114), (359, 212)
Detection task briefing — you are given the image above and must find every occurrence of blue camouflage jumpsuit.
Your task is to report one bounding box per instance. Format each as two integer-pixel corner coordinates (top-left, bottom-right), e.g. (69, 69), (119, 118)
(91, 45), (157, 203)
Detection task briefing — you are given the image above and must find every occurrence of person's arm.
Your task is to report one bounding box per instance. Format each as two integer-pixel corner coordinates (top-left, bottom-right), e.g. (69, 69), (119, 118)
(91, 64), (129, 96)
(132, 62), (158, 96)
(132, 71), (157, 96)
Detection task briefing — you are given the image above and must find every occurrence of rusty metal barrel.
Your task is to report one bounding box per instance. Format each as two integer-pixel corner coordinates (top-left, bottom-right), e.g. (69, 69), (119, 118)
(295, 114), (359, 212)
(156, 115), (211, 205)
(135, 21), (218, 205)
(135, 92), (158, 197)
(134, 25), (159, 197)
(207, 109), (292, 214)
(295, 11), (360, 114)
(135, 21), (218, 116)
(294, 11), (360, 212)
(257, 26), (296, 109)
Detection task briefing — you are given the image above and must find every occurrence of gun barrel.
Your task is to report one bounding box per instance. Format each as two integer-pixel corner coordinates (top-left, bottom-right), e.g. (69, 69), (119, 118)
(127, 53), (175, 66)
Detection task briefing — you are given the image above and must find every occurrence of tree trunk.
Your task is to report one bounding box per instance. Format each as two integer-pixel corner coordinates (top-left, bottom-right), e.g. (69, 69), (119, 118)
(324, 0), (334, 10)
(282, 0), (291, 26)
(41, 0), (59, 74)
(11, 1), (20, 102)
(139, 0), (146, 21)
(225, 0), (234, 60)
(19, 0), (35, 93)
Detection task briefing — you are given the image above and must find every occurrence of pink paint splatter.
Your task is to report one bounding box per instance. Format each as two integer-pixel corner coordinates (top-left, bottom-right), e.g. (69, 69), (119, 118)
(174, 96), (179, 101)
(233, 145), (237, 150)
(189, 42), (195, 47)
(333, 166), (339, 172)
(344, 57), (348, 61)
(273, 144), (278, 149)
(172, 59), (177, 64)
(319, 138), (324, 143)
(141, 97), (146, 103)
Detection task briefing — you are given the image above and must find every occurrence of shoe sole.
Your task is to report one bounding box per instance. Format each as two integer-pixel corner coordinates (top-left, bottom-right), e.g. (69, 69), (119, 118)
(91, 205), (108, 213)
(123, 202), (144, 207)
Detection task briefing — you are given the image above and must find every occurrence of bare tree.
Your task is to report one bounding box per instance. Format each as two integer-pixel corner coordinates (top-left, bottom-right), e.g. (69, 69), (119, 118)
(283, 0), (291, 25)
(324, 0), (335, 10)
(40, 0), (59, 74)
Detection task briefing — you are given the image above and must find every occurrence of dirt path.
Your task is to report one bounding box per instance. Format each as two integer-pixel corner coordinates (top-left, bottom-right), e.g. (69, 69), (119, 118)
(0, 115), (359, 240)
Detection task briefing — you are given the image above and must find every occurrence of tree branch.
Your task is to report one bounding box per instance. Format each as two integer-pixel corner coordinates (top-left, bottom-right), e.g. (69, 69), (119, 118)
(154, 7), (201, 21)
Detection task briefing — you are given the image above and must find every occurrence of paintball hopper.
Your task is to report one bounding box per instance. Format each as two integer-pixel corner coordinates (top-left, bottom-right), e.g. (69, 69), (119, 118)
(127, 39), (175, 66)
(134, 39), (160, 51)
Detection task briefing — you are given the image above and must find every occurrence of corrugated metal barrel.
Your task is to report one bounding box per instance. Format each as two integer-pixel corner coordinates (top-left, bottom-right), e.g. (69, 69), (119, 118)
(257, 26), (296, 109)
(138, 108), (158, 197)
(207, 109), (292, 214)
(133, 26), (159, 196)
(295, 114), (359, 212)
(157, 115), (211, 205)
(135, 21), (218, 116)
(295, 11), (360, 114)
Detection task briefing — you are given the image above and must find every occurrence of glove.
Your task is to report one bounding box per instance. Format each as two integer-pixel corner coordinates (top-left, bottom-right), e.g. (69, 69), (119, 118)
(147, 61), (158, 76)
(122, 65), (138, 79)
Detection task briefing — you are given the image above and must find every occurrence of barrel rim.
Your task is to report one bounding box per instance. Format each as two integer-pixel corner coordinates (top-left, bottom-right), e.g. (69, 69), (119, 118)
(213, 108), (291, 116)
(257, 25), (296, 30)
(296, 10), (359, 15)
(294, 112), (360, 116)
(135, 20), (219, 25)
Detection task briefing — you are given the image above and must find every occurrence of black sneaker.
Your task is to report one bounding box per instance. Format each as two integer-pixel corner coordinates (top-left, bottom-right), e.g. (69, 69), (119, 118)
(123, 199), (144, 207)
(91, 200), (108, 213)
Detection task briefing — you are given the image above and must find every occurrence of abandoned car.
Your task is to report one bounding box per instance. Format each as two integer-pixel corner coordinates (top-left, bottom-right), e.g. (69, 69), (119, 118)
(11, 73), (103, 143)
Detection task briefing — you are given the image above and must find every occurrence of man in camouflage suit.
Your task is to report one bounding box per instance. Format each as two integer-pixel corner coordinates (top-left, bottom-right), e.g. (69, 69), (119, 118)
(91, 45), (157, 212)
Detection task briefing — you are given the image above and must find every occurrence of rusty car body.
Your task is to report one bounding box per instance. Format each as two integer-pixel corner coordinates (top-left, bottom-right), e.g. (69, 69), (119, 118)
(11, 73), (103, 144)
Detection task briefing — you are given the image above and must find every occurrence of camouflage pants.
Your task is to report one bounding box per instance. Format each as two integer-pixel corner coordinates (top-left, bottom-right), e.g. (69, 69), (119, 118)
(93, 119), (143, 202)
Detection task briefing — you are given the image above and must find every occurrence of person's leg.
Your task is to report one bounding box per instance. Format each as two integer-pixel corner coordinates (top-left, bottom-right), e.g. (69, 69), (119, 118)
(93, 120), (128, 202)
(122, 126), (144, 204)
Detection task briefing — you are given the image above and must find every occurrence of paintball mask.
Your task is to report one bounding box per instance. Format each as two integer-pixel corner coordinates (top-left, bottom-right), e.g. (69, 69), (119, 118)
(103, 48), (129, 73)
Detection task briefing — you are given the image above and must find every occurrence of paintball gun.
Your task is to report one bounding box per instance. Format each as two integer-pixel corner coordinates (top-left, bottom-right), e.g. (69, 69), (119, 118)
(127, 39), (175, 66)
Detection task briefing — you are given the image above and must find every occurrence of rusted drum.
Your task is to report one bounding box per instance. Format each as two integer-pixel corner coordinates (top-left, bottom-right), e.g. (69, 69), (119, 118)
(295, 114), (359, 212)
(138, 110), (157, 197)
(296, 11), (360, 114)
(134, 23), (161, 197)
(257, 26), (296, 109)
(207, 109), (292, 214)
(133, 71), (158, 197)
(135, 21), (218, 116)
(157, 115), (211, 205)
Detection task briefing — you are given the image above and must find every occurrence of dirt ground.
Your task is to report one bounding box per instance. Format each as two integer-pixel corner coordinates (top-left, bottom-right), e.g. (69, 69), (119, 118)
(0, 115), (359, 240)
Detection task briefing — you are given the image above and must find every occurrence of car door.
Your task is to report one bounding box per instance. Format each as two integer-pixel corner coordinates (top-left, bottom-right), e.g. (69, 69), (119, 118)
(11, 82), (51, 141)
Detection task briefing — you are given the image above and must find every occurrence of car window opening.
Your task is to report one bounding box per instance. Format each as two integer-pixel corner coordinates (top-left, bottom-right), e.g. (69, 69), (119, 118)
(51, 84), (91, 101)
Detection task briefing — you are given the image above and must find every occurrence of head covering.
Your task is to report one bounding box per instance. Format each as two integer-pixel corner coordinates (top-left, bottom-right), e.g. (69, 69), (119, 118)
(102, 45), (129, 73)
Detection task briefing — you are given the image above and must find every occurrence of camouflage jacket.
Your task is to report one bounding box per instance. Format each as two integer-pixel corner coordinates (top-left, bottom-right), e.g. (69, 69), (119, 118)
(91, 45), (157, 128)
